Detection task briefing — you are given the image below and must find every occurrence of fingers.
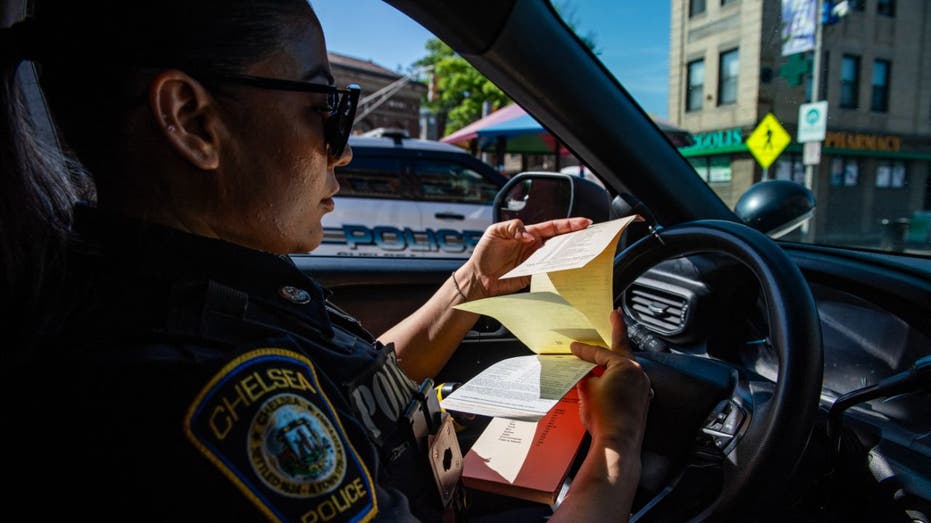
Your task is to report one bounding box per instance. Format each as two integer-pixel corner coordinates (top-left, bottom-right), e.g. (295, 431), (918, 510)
(486, 219), (535, 243)
(570, 310), (632, 364)
(610, 309), (633, 357)
(571, 341), (628, 368)
(572, 340), (652, 445)
(504, 219), (535, 242)
(524, 217), (592, 240)
(482, 217), (593, 254)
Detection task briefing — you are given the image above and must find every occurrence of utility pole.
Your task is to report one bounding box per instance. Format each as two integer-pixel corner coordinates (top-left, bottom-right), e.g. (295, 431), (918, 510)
(801, 2), (824, 241)
(355, 65), (434, 122)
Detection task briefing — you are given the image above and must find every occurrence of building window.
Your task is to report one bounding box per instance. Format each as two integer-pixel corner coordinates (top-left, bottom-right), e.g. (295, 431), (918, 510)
(688, 156), (732, 183)
(689, 0), (706, 17)
(876, 161), (907, 188)
(871, 59), (891, 112)
(830, 158), (859, 186)
(718, 49), (739, 105)
(805, 51), (829, 102)
(721, 0), (737, 5)
(877, 0), (895, 17)
(840, 55), (860, 109)
(686, 59), (705, 112)
(708, 156), (732, 182)
(775, 155), (805, 184)
(851, 0), (865, 11)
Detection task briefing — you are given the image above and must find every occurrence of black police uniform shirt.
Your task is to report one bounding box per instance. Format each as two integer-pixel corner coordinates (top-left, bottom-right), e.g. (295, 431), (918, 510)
(7, 205), (434, 522)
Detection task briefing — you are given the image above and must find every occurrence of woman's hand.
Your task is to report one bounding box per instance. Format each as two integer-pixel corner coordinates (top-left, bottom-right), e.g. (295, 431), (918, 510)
(458, 217), (592, 298)
(550, 310), (650, 522)
(571, 310), (651, 449)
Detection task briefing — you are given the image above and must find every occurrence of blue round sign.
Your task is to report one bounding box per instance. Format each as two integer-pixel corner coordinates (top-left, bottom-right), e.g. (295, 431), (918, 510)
(805, 108), (820, 125)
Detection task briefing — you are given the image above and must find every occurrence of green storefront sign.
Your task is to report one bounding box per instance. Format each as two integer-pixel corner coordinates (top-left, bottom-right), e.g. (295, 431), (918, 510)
(679, 127), (746, 156)
(678, 126), (930, 161)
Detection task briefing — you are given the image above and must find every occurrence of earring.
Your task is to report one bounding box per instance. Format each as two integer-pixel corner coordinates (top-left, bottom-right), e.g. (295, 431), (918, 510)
(162, 115), (176, 133)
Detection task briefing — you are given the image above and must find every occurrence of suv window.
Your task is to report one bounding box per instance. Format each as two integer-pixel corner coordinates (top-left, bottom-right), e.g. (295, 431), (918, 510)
(313, 137), (505, 259)
(335, 157), (412, 199)
(413, 159), (500, 204)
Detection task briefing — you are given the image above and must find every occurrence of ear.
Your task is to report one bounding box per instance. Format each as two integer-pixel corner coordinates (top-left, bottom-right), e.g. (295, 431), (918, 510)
(149, 70), (222, 170)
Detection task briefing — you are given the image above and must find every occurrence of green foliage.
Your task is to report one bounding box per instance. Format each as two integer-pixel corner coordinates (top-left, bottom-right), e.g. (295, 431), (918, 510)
(411, 4), (599, 138)
(414, 39), (510, 136)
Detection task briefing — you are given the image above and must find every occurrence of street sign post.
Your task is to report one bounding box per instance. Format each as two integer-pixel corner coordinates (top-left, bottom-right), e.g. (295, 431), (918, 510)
(746, 113), (792, 172)
(803, 141), (822, 165)
(797, 101), (828, 143)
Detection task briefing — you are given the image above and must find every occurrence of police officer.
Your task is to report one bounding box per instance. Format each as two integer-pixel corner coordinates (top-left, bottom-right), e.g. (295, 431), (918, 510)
(1, 2), (651, 521)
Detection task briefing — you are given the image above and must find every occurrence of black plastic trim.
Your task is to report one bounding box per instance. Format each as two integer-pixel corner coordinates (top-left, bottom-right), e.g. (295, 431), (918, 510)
(785, 247), (931, 339)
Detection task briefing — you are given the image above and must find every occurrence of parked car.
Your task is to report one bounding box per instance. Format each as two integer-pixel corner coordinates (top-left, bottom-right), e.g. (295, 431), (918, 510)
(315, 131), (507, 258)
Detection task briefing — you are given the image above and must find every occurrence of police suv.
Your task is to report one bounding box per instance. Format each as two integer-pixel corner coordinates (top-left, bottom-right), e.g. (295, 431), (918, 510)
(315, 131), (508, 258)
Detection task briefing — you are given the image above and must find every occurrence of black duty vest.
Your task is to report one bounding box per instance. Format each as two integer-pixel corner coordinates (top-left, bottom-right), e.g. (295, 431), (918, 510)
(5, 205), (445, 522)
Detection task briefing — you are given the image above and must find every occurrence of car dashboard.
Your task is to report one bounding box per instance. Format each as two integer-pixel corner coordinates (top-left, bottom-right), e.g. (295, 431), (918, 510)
(622, 248), (931, 509)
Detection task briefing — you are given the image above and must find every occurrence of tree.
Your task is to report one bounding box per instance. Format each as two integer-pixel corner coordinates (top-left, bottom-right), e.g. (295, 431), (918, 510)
(414, 39), (510, 137)
(412, 7), (597, 138)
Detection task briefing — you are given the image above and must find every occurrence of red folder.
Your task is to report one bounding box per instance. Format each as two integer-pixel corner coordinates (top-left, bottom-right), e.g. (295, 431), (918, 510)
(461, 386), (588, 505)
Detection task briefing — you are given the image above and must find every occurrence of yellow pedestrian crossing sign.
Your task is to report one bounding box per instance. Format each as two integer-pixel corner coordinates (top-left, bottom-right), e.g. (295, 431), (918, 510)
(746, 113), (791, 169)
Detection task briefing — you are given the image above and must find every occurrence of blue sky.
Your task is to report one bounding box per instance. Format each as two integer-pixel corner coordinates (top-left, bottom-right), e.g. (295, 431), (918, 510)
(312, 1), (670, 118)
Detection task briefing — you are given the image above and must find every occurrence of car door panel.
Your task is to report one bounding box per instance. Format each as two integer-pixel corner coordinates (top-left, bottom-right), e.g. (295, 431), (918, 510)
(292, 255), (523, 381)
(317, 156), (425, 257)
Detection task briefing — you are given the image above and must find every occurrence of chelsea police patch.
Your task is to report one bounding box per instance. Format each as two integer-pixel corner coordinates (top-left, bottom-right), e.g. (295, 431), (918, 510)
(251, 393), (347, 497)
(185, 348), (378, 523)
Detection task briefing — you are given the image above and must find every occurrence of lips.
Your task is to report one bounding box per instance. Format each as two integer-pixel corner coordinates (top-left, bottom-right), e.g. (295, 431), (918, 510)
(321, 197), (335, 212)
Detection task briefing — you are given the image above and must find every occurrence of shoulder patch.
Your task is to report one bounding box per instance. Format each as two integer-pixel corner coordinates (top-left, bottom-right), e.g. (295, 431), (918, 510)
(185, 348), (378, 523)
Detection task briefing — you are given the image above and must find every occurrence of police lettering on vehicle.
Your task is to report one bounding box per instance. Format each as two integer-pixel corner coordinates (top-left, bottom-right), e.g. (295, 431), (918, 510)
(186, 348), (378, 523)
(322, 225), (483, 255)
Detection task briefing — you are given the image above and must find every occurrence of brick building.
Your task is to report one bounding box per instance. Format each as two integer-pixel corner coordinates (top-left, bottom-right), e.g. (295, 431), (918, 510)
(328, 52), (427, 138)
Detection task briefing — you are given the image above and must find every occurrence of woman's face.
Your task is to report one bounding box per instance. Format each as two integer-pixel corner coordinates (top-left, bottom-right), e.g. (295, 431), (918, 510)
(216, 16), (350, 254)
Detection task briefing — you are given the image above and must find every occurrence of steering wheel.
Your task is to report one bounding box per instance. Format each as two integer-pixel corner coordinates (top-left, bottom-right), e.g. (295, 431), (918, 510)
(612, 220), (823, 522)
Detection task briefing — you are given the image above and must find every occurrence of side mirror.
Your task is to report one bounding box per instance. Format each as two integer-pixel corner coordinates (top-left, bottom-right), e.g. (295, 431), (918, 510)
(492, 171), (611, 224)
(734, 180), (816, 239)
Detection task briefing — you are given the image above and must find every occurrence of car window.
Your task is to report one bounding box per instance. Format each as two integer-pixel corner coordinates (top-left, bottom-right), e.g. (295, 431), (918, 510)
(551, 0), (929, 257)
(314, 0), (928, 258)
(413, 160), (500, 204)
(334, 156), (412, 199)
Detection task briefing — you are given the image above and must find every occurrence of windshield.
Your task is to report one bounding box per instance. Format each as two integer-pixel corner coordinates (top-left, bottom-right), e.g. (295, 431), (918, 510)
(553, 0), (930, 255)
(313, 0), (930, 257)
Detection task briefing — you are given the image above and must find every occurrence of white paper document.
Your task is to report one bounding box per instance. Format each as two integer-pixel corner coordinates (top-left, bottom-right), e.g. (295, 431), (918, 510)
(440, 355), (595, 420)
(501, 216), (637, 278)
(468, 417), (537, 483)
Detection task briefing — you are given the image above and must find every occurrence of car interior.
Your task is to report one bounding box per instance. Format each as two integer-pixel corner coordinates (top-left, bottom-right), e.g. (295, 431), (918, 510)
(2, 0), (928, 522)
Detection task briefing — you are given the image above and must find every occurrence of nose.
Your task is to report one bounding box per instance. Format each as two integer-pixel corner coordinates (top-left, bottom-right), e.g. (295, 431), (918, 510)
(331, 142), (353, 168)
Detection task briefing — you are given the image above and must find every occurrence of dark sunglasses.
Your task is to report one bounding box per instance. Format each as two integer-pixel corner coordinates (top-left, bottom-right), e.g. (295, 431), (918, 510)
(196, 72), (361, 158)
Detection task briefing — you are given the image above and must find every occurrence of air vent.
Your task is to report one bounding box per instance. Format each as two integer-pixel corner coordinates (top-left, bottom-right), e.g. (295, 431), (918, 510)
(625, 283), (689, 335)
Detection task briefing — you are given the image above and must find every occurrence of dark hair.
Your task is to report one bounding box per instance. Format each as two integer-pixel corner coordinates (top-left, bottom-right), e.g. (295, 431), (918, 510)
(38, 0), (315, 180)
(0, 58), (78, 342)
(0, 0), (317, 344)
